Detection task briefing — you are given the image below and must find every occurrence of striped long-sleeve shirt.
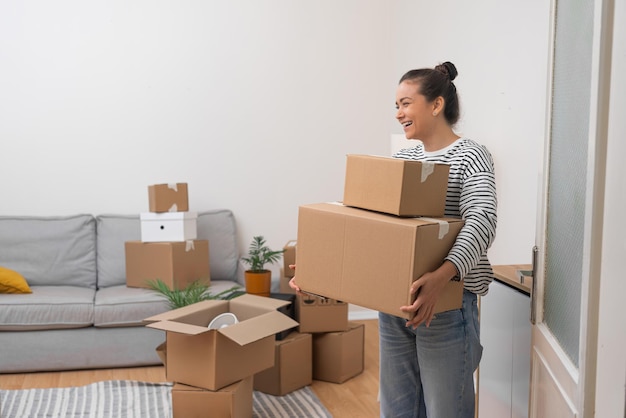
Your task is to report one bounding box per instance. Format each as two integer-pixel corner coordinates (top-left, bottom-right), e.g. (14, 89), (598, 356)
(394, 137), (497, 295)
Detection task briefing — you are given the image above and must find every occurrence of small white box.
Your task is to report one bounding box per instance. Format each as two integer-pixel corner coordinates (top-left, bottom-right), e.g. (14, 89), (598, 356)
(140, 212), (198, 242)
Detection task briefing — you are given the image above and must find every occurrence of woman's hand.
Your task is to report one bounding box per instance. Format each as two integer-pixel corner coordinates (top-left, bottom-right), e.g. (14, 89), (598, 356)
(287, 264), (303, 294)
(400, 261), (457, 329)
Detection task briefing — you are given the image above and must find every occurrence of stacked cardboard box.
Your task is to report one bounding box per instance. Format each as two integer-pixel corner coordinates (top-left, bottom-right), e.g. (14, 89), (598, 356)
(277, 241), (365, 385)
(295, 154), (465, 320)
(252, 331), (313, 396)
(298, 293), (364, 384)
(252, 290), (364, 393)
(125, 183), (210, 290)
(145, 294), (299, 417)
(312, 322), (365, 384)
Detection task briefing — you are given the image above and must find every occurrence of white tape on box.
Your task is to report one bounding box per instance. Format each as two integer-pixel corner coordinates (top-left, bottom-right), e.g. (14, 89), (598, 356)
(167, 183), (179, 191)
(419, 217), (450, 239)
(421, 161), (435, 182)
(185, 240), (195, 252)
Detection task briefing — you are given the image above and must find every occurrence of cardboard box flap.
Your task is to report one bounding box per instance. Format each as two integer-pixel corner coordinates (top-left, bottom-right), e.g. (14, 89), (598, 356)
(218, 310), (298, 346)
(143, 300), (227, 324)
(146, 319), (212, 335)
(230, 293), (293, 311)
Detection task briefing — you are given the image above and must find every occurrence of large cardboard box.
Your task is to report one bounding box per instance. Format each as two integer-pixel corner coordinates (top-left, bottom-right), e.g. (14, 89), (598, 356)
(148, 182), (189, 213)
(343, 154), (450, 217)
(313, 322), (365, 383)
(253, 332), (312, 396)
(140, 211), (198, 242)
(282, 240), (297, 278)
(125, 240), (210, 290)
(172, 377), (253, 418)
(295, 293), (349, 333)
(144, 294), (299, 391)
(296, 202), (464, 319)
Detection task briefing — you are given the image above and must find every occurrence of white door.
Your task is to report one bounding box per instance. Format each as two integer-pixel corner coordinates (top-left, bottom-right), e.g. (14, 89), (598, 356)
(530, 0), (612, 416)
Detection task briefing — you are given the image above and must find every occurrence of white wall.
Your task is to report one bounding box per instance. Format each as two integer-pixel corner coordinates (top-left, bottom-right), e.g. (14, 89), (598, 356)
(0, 1), (549, 273)
(0, 1), (393, 270)
(389, 1), (551, 266)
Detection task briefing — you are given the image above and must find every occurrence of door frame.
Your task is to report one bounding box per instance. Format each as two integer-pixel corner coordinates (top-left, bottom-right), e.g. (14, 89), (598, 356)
(530, 0), (612, 416)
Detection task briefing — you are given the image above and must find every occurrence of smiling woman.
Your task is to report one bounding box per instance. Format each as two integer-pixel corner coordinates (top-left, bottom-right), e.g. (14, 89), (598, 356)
(380, 62), (498, 418)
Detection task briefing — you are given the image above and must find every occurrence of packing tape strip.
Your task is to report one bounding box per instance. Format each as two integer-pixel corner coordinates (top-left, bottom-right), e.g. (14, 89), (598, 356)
(167, 183), (179, 192)
(421, 161), (435, 182)
(185, 240), (195, 252)
(419, 217), (450, 239)
(168, 203), (178, 212)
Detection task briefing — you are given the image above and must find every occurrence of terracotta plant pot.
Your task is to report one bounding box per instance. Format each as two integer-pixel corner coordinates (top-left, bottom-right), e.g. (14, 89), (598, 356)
(245, 270), (271, 297)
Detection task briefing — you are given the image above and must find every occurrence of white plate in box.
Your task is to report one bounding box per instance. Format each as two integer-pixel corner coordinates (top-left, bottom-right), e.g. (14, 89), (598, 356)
(140, 211), (197, 242)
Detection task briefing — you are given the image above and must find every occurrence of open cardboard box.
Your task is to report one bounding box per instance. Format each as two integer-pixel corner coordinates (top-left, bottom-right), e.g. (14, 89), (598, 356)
(296, 202), (465, 319)
(144, 294), (298, 391)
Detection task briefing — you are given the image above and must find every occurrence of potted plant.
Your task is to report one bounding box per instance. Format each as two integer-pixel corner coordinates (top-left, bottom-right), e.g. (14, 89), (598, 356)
(241, 235), (284, 297)
(147, 279), (242, 309)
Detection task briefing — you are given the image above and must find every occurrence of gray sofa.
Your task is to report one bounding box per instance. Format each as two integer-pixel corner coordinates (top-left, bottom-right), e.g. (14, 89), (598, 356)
(0, 210), (243, 373)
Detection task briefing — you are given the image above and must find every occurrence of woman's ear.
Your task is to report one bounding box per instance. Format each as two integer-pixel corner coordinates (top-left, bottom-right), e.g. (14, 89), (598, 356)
(432, 96), (445, 117)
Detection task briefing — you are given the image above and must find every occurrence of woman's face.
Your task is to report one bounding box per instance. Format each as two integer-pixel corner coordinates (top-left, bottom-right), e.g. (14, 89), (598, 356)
(395, 81), (436, 140)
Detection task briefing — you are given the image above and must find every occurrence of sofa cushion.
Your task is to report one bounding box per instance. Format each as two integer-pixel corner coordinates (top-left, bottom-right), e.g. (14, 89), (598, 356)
(0, 286), (95, 331)
(0, 266), (32, 294)
(196, 210), (240, 283)
(0, 215), (97, 288)
(94, 285), (169, 327)
(96, 214), (141, 288)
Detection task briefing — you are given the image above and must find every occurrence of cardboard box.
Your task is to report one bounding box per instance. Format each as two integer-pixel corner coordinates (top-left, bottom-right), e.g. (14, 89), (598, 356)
(144, 294), (299, 391)
(295, 293), (349, 333)
(343, 154), (450, 217)
(253, 332), (312, 396)
(148, 182), (189, 213)
(172, 377), (253, 418)
(313, 322), (364, 383)
(296, 202), (464, 319)
(125, 240), (210, 290)
(140, 211), (197, 242)
(282, 240), (297, 278)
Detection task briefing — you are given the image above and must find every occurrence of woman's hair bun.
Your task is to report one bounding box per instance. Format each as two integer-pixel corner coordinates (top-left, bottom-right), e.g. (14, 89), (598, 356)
(435, 61), (458, 81)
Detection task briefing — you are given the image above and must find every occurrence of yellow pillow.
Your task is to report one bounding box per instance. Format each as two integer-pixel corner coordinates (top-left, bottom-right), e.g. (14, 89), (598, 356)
(0, 266), (32, 294)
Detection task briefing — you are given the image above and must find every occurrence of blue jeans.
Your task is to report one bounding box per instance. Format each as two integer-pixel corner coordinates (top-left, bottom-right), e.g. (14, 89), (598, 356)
(378, 290), (482, 418)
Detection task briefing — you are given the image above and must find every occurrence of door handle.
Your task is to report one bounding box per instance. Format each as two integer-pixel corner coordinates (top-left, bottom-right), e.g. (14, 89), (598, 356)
(530, 245), (538, 324)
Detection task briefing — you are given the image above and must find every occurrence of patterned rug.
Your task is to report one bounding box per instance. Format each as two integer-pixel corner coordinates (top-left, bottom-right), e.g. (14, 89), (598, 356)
(0, 379), (332, 418)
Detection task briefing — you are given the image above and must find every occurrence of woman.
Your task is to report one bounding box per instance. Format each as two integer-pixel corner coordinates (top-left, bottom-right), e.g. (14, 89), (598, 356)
(292, 61), (497, 417)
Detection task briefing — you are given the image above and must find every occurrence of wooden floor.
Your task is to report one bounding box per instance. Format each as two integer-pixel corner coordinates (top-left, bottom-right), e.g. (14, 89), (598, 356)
(0, 319), (380, 417)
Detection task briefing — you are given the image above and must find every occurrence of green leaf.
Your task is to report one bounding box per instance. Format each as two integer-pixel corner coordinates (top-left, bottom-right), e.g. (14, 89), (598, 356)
(147, 279), (243, 309)
(241, 235), (284, 273)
